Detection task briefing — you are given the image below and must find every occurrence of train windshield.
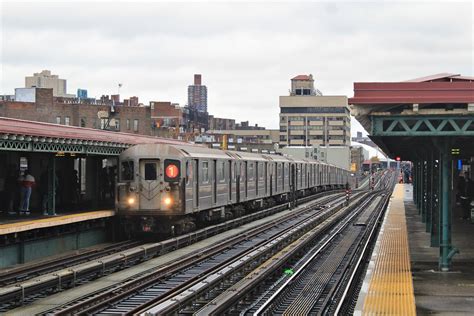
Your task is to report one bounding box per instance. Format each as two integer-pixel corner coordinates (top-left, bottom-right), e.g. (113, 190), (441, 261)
(121, 160), (134, 181)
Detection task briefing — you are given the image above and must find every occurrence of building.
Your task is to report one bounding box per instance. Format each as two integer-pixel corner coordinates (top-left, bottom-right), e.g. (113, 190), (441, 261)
(277, 146), (318, 160)
(25, 70), (75, 98)
(124, 96), (139, 107)
(279, 75), (351, 147)
(77, 89), (88, 99)
(0, 88), (152, 135)
(350, 145), (369, 173)
(150, 101), (184, 138)
(187, 74), (208, 113)
(319, 146), (351, 170)
(208, 115), (236, 130)
(202, 129), (279, 153)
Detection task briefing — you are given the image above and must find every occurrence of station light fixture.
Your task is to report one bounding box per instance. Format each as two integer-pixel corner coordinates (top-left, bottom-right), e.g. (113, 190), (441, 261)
(451, 148), (460, 155)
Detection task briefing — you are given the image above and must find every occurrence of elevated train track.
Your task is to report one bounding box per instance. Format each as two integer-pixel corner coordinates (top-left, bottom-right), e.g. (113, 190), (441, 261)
(0, 189), (345, 313)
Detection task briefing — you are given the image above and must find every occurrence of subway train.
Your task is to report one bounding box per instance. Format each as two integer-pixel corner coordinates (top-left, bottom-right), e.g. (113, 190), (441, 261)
(117, 143), (350, 235)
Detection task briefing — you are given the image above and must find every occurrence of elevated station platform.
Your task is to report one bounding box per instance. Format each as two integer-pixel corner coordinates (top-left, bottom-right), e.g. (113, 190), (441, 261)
(357, 184), (474, 314)
(350, 73), (474, 272)
(0, 210), (114, 236)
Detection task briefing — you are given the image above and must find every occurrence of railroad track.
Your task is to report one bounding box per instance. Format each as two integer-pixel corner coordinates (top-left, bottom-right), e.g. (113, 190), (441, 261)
(0, 240), (142, 287)
(42, 191), (349, 315)
(188, 172), (396, 316)
(1, 189), (341, 313)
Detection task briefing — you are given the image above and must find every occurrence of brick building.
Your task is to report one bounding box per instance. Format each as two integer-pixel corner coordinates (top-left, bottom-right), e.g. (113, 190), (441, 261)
(0, 88), (152, 135)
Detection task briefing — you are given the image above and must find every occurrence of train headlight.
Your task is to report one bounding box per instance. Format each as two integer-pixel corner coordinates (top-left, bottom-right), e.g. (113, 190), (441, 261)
(164, 197), (172, 206)
(128, 197), (135, 205)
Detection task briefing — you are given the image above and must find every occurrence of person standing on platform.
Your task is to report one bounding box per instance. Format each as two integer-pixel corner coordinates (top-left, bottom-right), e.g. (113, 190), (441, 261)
(19, 169), (35, 215)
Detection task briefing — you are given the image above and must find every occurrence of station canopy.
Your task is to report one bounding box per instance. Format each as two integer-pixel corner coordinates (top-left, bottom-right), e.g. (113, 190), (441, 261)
(0, 117), (188, 156)
(349, 73), (474, 160)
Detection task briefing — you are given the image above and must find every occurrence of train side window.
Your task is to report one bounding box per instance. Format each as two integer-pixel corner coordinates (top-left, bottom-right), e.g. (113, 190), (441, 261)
(202, 161), (209, 183)
(219, 161), (225, 183)
(186, 161), (192, 185)
(121, 161), (134, 181)
(249, 163), (254, 180)
(144, 163), (157, 180)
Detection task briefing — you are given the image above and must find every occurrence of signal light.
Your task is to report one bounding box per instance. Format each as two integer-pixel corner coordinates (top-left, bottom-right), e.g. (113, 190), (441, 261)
(164, 159), (180, 182)
(396, 156), (401, 161)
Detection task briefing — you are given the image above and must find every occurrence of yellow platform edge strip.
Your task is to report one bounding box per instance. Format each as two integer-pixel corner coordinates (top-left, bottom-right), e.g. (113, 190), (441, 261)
(0, 210), (115, 235)
(363, 184), (416, 315)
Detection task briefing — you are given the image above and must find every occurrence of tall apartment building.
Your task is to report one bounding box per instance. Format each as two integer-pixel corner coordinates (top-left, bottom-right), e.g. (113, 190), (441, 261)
(279, 75), (351, 147)
(25, 70), (75, 98)
(187, 74), (208, 112)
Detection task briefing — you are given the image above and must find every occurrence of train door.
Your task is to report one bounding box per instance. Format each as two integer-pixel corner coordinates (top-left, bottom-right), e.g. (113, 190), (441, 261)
(213, 159), (217, 204)
(265, 162), (269, 196)
(290, 164), (296, 202)
(139, 159), (160, 210)
(243, 161), (248, 199)
(193, 159), (199, 209)
(255, 162), (259, 196)
(228, 160), (233, 202)
(185, 160), (193, 210)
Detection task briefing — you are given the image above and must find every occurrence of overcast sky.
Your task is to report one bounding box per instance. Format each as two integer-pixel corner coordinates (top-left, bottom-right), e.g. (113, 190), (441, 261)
(1, 1), (472, 135)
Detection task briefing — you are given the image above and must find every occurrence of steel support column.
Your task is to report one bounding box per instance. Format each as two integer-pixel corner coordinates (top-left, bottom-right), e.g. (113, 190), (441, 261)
(47, 155), (56, 216)
(432, 154), (441, 247)
(426, 153), (433, 233)
(439, 140), (458, 271)
(422, 159), (427, 223)
(413, 162), (418, 206)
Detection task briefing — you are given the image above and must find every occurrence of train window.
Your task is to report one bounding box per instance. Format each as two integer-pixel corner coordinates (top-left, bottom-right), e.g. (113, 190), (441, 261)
(121, 161), (134, 181)
(144, 163), (157, 180)
(249, 163), (254, 180)
(186, 161), (192, 185)
(202, 161), (209, 183)
(219, 161), (225, 183)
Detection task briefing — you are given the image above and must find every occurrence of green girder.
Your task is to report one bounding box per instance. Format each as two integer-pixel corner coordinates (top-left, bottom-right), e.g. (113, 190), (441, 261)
(371, 115), (474, 136)
(0, 134), (128, 156)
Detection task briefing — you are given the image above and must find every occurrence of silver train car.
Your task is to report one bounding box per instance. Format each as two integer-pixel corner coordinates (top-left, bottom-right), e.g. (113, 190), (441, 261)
(117, 143), (350, 234)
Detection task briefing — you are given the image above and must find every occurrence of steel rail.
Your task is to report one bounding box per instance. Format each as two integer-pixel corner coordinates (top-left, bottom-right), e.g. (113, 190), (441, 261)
(0, 189), (341, 311)
(47, 192), (345, 315)
(137, 193), (367, 316)
(252, 192), (379, 315)
(332, 176), (395, 315)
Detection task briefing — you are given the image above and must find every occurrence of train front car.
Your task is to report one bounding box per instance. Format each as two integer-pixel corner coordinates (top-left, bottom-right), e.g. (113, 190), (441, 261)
(117, 144), (185, 235)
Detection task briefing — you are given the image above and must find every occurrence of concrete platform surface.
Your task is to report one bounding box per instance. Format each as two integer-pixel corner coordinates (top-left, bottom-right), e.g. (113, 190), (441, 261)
(405, 185), (474, 315)
(0, 210), (114, 235)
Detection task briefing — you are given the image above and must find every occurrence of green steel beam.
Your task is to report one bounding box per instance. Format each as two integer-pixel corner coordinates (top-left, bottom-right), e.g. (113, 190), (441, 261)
(371, 115), (474, 136)
(0, 133), (128, 156)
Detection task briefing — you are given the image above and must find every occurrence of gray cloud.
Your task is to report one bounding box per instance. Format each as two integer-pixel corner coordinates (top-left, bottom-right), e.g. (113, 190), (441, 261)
(1, 1), (472, 134)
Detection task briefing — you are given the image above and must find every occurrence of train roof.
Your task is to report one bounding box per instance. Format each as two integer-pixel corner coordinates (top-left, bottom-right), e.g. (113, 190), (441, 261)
(121, 143), (343, 169)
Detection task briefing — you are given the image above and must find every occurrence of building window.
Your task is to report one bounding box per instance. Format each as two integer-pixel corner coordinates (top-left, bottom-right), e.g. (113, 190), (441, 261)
(133, 119), (139, 132)
(65, 116), (70, 126)
(126, 119), (130, 130)
(115, 118), (120, 131)
(80, 118), (86, 127)
(56, 116), (61, 124)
